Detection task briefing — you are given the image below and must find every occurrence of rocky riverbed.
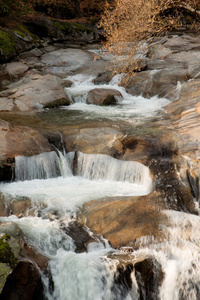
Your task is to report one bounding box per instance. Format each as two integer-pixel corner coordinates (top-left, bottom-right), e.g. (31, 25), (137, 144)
(0, 27), (200, 299)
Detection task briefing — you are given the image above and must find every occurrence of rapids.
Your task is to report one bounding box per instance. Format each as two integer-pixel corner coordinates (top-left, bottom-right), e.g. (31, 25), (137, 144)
(0, 69), (199, 300)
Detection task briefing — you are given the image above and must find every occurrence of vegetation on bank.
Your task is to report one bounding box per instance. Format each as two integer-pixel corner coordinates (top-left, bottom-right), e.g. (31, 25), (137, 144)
(100, 0), (200, 81)
(0, 0), (109, 25)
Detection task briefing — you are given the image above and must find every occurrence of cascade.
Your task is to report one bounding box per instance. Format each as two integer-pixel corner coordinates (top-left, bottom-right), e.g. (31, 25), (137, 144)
(0, 70), (199, 300)
(15, 151), (73, 181)
(76, 151), (152, 187)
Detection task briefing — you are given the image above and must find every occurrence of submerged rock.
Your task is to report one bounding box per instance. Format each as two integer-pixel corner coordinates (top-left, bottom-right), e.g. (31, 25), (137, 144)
(134, 257), (164, 300)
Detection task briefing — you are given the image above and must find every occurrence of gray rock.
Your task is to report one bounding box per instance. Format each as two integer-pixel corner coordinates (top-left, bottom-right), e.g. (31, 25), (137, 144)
(0, 74), (69, 112)
(5, 62), (29, 77)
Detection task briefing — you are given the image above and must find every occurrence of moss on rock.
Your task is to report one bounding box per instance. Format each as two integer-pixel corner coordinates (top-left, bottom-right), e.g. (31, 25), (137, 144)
(53, 20), (93, 35)
(0, 30), (16, 62)
(0, 234), (18, 269)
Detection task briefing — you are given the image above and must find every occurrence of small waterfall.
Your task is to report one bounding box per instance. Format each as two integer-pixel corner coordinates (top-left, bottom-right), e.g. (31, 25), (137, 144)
(15, 151), (72, 181)
(14, 151), (152, 190)
(76, 151), (152, 187)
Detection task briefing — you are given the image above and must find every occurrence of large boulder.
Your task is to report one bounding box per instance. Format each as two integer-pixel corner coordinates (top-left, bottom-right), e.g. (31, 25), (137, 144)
(86, 88), (123, 105)
(0, 261), (44, 300)
(0, 74), (71, 112)
(81, 194), (168, 249)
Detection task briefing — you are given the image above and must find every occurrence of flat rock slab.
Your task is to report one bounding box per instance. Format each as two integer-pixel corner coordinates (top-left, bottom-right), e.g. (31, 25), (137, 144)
(41, 48), (91, 71)
(81, 194), (168, 248)
(0, 74), (69, 112)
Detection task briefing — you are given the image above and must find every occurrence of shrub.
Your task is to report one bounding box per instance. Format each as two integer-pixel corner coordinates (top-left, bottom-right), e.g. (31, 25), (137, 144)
(100, 0), (200, 81)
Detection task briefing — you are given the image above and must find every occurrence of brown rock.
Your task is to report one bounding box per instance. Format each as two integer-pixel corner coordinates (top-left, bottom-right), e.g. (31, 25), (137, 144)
(81, 194), (167, 249)
(86, 88), (123, 106)
(134, 257), (164, 300)
(5, 62), (29, 78)
(0, 261), (44, 300)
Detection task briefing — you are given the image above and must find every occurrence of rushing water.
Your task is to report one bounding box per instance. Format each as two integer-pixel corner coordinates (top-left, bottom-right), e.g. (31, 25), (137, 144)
(63, 74), (170, 124)
(0, 70), (199, 299)
(0, 150), (151, 299)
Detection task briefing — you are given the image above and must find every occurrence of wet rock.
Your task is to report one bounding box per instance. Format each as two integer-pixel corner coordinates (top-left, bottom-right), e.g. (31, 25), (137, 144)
(0, 261), (44, 300)
(0, 159), (13, 182)
(93, 71), (113, 85)
(113, 262), (134, 299)
(126, 67), (188, 99)
(61, 221), (95, 253)
(187, 169), (199, 201)
(63, 126), (124, 157)
(0, 222), (21, 238)
(148, 141), (196, 214)
(134, 257), (164, 300)
(86, 88), (122, 105)
(0, 234), (20, 293)
(20, 244), (48, 270)
(81, 195), (167, 248)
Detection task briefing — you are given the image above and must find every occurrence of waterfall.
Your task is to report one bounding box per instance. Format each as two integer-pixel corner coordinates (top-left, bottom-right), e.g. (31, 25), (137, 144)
(14, 151), (152, 191)
(15, 151), (73, 181)
(76, 151), (152, 187)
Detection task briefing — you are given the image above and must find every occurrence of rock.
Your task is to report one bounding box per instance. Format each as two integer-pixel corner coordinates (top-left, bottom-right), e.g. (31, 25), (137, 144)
(41, 48), (91, 74)
(20, 244), (48, 270)
(0, 261), (44, 300)
(166, 78), (200, 162)
(112, 262), (134, 299)
(0, 98), (14, 112)
(19, 48), (43, 59)
(0, 234), (20, 293)
(44, 97), (72, 108)
(126, 67), (188, 99)
(86, 88), (122, 105)
(61, 221), (95, 253)
(148, 140), (196, 214)
(0, 222), (21, 238)
(134, 257), (164, 300)
(93, 71), (113, 85)
(81, 194), (168, 248)
(147, 44), (172, 59)
(5, 62), (29, 78)
(24, 17), (97, 44)
(0, 119), (51, 161)
(196, 102), (200, 114)
(163, 35), (200, 52)
(187, 169), (199, 201)
(0, 74), (69, 112)
(63, 126), (124, 157)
